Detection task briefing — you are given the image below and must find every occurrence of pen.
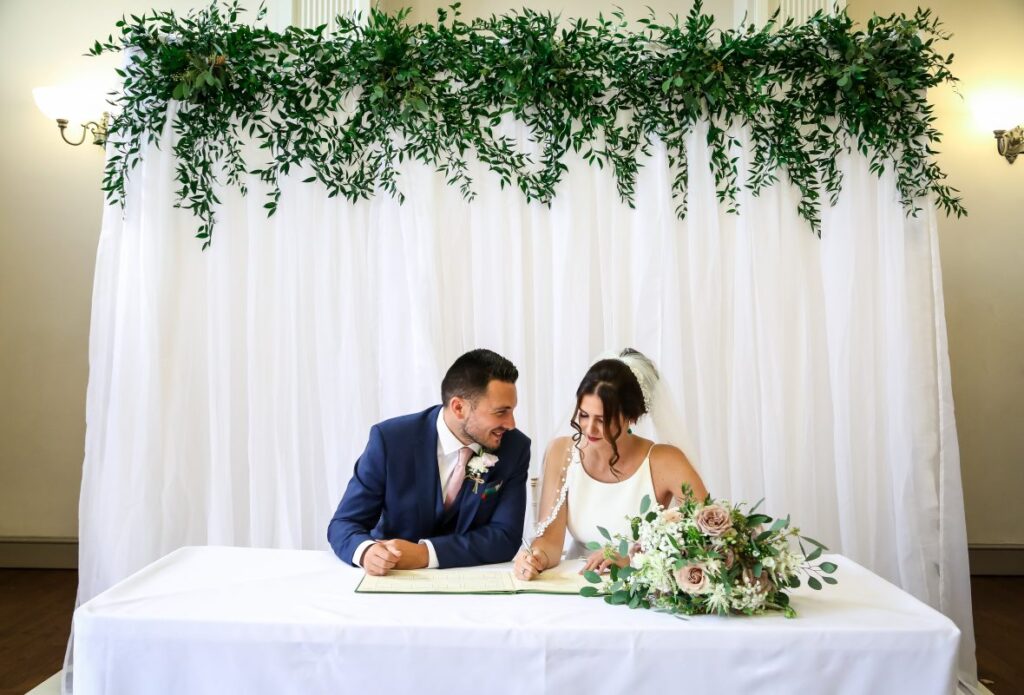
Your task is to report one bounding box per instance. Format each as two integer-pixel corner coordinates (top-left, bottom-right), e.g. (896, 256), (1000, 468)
(520, 538), (534, 557)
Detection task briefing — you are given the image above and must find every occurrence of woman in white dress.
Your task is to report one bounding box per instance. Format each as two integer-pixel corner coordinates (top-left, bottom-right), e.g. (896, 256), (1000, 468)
(514, 349), (707, 580)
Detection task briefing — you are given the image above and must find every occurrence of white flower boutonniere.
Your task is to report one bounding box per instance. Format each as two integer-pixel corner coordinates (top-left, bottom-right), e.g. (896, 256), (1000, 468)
(466, 451), (499, 494)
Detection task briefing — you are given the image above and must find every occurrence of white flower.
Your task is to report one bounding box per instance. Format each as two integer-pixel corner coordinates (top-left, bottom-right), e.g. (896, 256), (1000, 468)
(159, 31), (183, 45)
(467, 451), (498, 477)
(730, 574), (769, 614)
(706, 582), (730, 614)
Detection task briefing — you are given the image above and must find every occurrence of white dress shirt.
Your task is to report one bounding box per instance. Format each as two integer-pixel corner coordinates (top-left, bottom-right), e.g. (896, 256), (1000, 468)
(353, 410), (479, 569)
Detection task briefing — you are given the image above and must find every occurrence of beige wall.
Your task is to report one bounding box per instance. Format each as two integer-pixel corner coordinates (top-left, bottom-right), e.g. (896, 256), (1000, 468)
(1, 0), (121, 538)
(0, 0), (265, 539)
(1, 0), (1020, 545)
(846, 0), (1024, 545)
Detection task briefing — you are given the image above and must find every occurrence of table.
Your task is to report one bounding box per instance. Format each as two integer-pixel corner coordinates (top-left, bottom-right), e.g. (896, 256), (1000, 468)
(72, 546), (960, 694)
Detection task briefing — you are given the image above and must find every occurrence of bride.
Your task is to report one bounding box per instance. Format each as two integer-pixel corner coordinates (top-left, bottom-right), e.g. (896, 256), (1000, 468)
(514, 349), (707, 580)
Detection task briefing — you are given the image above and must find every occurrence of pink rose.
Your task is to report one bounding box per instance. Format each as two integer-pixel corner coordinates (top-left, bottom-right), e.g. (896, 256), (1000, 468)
(675, 563), (710, 595)
(695, 504), (733, 537)
(661, 508), (683, 523)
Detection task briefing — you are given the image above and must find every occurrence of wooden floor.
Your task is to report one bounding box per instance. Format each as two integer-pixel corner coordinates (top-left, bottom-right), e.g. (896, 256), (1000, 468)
(0, 569), (1020, 693)
(0, 570), (75, 695)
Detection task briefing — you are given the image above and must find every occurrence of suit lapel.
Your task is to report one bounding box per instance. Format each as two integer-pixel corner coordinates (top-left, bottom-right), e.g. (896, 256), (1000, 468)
(416, 405), (443, 535)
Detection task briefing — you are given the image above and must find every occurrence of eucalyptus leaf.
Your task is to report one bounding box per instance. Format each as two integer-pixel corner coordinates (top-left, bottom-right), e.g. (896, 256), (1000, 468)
(609, 590), (630, 605)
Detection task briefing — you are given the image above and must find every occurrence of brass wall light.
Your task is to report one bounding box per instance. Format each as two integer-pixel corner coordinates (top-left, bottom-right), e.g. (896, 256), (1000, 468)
(33, 83), (111, 148)
(54, 112), (109, 147)
(994, 126), (1023, 164)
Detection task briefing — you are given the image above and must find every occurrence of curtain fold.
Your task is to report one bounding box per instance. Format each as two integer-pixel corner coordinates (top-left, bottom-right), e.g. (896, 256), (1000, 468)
(76, 105), (977, 689)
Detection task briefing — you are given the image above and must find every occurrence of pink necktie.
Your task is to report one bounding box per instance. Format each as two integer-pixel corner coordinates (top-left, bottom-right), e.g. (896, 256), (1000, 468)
(444, 446), (474, 511)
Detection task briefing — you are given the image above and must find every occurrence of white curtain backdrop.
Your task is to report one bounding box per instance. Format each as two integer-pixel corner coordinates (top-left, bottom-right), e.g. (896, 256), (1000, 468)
(74, 103), (977, 690)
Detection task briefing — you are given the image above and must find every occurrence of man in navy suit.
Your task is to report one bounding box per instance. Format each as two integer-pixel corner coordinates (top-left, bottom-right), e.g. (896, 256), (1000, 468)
(328, 349), (530, 575)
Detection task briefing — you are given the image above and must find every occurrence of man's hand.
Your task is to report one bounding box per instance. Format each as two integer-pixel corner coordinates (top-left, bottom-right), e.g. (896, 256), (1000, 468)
(384, 539), (429, 570)
(360, 539), (428, 575)
(360, 542), (401, 576)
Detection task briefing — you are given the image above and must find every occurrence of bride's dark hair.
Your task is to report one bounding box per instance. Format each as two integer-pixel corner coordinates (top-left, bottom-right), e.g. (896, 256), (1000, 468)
(571, 353), (648, 476)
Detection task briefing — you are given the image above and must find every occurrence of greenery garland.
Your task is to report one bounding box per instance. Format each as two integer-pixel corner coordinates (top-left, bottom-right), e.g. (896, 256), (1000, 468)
(91, 1), (964, 248)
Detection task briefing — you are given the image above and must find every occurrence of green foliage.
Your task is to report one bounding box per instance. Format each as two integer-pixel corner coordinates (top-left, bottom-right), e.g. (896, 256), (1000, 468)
(93, 0), (964, 247)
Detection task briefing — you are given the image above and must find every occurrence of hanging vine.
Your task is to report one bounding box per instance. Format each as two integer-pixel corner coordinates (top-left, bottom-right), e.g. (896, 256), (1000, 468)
(91, 1), (965, 248)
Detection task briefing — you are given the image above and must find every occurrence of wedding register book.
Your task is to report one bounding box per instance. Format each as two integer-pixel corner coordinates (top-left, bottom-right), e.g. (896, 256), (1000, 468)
(355, 563), (590, 595)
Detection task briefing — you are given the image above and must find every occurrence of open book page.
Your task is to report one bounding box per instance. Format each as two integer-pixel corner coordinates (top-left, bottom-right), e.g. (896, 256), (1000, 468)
(355, 560), (592, 594)
(356, 569), (516, 594)
(511, 561), (590, 594)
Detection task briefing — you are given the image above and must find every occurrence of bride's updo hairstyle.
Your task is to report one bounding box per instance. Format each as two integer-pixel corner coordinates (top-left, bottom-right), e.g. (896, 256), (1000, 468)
(571, 348), (654, 476)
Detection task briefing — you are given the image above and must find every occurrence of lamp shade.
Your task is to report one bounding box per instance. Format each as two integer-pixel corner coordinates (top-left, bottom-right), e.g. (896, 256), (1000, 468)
(32, 82), (113, 124)
(970, 88), (1024, 133)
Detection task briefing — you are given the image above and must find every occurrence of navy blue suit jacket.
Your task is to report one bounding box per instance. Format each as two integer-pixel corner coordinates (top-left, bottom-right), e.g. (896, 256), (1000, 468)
(327, 405), (530, 568)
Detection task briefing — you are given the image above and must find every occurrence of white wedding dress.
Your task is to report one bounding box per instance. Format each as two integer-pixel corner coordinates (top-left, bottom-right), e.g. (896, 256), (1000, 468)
(564, 443), (658, 557)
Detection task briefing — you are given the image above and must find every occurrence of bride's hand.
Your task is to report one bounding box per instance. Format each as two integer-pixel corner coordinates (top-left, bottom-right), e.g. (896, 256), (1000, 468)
(581, 549), (629, 574)
(514, 548), (545, 581)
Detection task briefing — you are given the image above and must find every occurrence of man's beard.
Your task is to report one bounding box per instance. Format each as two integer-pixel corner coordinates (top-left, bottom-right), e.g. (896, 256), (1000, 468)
(460, 416), (498, 450)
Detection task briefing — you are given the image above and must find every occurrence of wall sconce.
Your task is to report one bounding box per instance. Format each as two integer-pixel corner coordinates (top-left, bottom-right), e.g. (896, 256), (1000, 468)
(32, 83), (111, 147)
(994, 126), (1023, 165)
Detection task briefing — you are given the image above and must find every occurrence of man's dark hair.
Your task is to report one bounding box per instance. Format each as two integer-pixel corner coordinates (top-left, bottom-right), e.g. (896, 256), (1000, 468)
(441, 349), (518, 406)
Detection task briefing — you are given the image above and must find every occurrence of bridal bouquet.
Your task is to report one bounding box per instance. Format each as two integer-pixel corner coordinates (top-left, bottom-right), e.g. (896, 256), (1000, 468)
(581, 485), (837, 617)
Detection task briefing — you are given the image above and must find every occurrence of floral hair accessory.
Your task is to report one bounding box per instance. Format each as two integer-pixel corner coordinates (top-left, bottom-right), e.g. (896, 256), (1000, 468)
(614, 349), (657, 412)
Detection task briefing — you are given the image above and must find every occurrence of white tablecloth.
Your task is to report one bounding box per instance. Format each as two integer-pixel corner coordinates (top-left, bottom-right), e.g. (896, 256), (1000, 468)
(73, 546), (960, 695)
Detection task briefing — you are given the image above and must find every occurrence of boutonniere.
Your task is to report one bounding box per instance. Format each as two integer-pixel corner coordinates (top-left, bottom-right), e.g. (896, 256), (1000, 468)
(479, 481), (503, 501)
(467, 451), (499, 494)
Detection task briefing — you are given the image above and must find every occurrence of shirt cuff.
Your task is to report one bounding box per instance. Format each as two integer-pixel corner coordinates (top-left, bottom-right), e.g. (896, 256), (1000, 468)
(419, 539), (439, 569)
(352, 540), (376, 568)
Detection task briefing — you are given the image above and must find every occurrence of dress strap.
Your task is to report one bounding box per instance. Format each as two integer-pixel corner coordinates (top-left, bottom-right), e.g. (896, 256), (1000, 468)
(644, 443), (658, 463)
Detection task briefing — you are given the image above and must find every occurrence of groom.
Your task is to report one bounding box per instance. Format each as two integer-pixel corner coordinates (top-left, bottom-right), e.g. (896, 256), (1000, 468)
(328, 349), (530, 575)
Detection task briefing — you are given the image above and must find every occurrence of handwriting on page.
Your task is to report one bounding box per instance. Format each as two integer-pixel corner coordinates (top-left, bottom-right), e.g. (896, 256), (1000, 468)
(357, 570), (516, 593)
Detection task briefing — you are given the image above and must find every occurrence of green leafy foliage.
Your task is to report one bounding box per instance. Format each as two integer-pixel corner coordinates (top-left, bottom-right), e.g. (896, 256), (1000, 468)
(94, 1), (965, 247)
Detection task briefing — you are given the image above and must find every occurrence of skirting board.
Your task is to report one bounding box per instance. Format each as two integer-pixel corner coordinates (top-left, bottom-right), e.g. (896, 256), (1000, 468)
(0, 538), (77, 569)
(968, 544), (1024, 576)
(2, 538), (1022, 574)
